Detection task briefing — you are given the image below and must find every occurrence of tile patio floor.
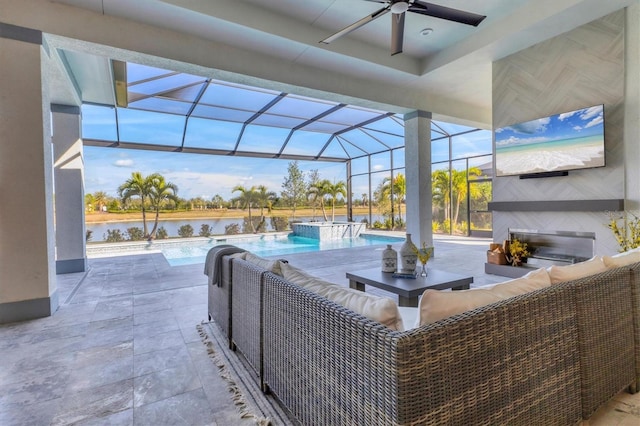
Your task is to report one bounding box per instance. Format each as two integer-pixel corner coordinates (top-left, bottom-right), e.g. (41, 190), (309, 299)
(1, 234), (639, 425)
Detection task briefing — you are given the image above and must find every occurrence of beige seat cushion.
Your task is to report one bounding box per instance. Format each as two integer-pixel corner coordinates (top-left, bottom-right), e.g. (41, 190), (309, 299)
(602, 247), (640, 268)
(244, 252), (282, 275)
(547, 256), (607, 284)
(417, 268), (551, 326)
(280, 262), (404, 331)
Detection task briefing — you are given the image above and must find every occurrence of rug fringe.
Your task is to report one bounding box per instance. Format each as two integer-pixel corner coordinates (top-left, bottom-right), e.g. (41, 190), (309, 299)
(197, 322), (272, 426)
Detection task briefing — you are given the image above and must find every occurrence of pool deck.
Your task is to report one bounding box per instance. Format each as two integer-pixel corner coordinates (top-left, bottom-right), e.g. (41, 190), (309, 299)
(1, 233), (638, 425)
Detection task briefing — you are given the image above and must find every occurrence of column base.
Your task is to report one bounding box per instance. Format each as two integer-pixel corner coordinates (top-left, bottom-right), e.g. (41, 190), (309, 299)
(0, 291), (59, 324)
(56, 258), (87, 274)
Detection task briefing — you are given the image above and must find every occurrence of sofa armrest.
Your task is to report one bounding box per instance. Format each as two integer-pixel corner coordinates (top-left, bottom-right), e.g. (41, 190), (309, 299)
(208, 254), (234, 347)
(262, 272), (401, 425)
(573, 265), (636, 418)
(231, 258), (268, 385)
(395, 282), (582, 425)
(631, 263), (640, 393)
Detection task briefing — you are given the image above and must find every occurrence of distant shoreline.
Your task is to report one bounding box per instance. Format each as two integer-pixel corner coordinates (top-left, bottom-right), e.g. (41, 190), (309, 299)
(85, 206), (374, 224)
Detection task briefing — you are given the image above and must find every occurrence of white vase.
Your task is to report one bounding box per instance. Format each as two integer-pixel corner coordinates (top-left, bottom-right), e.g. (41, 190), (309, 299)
(399, 233), (418, 274)
(381, 244), (397, 273)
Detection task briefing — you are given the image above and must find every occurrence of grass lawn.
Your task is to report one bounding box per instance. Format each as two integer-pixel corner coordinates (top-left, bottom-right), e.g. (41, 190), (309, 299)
(85, 206), (375, 223)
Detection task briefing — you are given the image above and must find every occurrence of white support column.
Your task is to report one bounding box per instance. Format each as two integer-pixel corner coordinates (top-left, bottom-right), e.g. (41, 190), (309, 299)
(625, 5), (640, 210)
(0, 23), (57, 323)
(404, 110), (433, 248)
(53, 105), (87, 274)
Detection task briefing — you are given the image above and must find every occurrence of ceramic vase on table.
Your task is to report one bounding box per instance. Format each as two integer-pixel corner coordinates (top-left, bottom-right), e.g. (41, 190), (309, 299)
(399, 233), (418, 274)
(381, 244), (397, 273)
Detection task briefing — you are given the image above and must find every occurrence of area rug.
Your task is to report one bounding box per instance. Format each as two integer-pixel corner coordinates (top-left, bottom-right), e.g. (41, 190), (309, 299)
(197, 321), (293, 426)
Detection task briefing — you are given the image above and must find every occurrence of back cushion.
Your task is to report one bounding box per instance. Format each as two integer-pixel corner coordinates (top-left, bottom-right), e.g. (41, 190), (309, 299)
(547, 256), (607, 284)
(417, 268), (551, 326)
(244, 252), (282, 275)
(602, 247), (640, 268)
(489, 267), (551, 298)
(280, 262), (404, 331)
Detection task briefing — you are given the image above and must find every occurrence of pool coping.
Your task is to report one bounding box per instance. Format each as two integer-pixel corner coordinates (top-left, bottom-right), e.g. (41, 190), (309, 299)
(85, 231), (405, 259)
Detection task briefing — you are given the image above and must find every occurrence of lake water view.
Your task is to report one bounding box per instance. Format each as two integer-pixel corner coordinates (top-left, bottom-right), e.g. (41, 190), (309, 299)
(86, 215), (383, 241)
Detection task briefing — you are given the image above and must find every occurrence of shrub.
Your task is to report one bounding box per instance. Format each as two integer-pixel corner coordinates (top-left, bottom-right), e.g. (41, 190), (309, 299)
(126, 227), (145, 241)
(86, 229), (93, 242)
(199, 224), (212, 237)
(104, 229), (124, 242)
(242, 217), (265, 233)
(178, 224), (194, 238)
(270, 216), (289, 232)
(156, 226), (168, 239)
(372, 220), (385, 229)
(256, 218), (267, 233)
(225, 223), (241, 235)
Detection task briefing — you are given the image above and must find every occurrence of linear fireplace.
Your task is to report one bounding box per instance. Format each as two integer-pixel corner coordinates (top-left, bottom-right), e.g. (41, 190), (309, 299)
(486, 228), (596, 277)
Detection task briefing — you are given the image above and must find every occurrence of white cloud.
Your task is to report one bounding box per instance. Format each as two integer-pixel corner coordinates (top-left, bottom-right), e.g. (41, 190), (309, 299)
(113, 159), (134, 167)
(507, 117), (550, 134)
(372, 164), (385, 171)
(558, 111), (578, 121)
(580, 106), (602, 121)
(584, 115), (603, 128)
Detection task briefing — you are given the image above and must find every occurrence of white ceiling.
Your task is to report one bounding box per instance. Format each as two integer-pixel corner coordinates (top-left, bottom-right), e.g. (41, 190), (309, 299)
(48, 0), (637, 126)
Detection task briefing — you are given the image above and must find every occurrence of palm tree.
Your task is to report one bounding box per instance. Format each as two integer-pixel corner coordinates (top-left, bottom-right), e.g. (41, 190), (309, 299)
(451, 167), (482, 226)
(147, 174), (179, 239)
(381, 173), (406, 220)
(325, 180), (347, 222)
(93, 191), (109, 213)
(233, 185), (258, 233)
(432, 169), (452, 222)
(310, 179), (332, 221)
(84, 193), (95, 212)
(255, 185), (276, 230)
(118, 172), (152, 237)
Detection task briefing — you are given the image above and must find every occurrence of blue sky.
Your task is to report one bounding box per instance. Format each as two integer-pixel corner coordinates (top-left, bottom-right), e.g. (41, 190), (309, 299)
(84, 146), (349, 201)
(83, 130), (493, 201)
(495, 105), (604, 148)
(82, 109), (493, 201)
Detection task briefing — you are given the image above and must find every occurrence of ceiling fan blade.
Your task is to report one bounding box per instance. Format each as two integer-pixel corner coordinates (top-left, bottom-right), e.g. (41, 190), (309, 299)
(391, 12), (405, 56)
(320, 6), (390, 44)
(410, 1), (486, 27)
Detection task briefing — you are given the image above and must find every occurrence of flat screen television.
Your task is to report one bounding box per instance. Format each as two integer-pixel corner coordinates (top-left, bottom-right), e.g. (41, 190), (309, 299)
(494, 104), (605, 177)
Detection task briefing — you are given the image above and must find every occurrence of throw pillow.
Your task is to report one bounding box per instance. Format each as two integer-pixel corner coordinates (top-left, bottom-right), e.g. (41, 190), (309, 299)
(547, 256), (607, 284)
(244, 252), (282, 275)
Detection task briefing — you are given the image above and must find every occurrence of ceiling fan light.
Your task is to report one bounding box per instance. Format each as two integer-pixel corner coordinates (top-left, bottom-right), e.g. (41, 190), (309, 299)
(390, 2), (409, 14)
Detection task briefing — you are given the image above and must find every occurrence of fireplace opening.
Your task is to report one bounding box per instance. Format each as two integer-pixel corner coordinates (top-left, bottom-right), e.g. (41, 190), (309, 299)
(509, 228), (595, 268)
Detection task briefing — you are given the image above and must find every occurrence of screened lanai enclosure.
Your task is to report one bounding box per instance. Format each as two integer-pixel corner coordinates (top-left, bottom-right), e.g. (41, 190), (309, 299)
(79, 60), (493, 235)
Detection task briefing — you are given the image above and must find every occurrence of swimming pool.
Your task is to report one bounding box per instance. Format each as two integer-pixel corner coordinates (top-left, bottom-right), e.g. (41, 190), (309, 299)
(162, 233), (404, 266)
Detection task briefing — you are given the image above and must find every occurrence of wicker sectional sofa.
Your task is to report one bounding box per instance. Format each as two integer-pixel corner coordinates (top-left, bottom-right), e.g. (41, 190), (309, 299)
(206, 246), (640, 425)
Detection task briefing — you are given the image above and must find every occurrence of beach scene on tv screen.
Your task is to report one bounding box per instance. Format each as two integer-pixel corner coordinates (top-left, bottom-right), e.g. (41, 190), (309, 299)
(495, 105), (605, 176)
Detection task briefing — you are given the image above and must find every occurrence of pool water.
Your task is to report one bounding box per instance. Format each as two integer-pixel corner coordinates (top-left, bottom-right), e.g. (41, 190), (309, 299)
(162, 234), (403, 266)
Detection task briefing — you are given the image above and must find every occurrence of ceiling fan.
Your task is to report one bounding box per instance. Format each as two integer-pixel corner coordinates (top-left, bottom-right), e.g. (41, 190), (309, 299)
(320, 0), (486, 56)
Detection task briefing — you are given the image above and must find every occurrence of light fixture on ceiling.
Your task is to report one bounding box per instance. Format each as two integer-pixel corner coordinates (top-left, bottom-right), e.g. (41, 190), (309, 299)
(390, 1), (409, 14)
(420, 27), (433, 36)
